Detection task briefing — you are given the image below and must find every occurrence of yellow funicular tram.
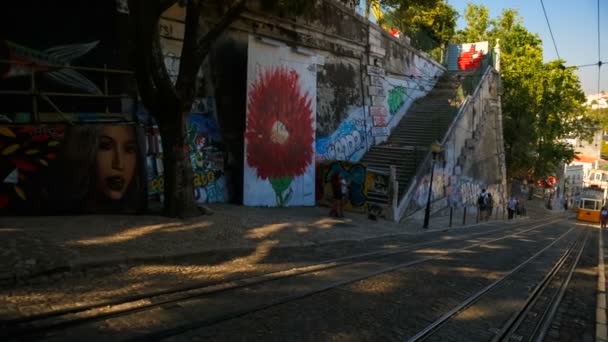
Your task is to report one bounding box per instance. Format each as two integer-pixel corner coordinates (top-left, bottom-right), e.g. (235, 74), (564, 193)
(576, 186), (606, 222)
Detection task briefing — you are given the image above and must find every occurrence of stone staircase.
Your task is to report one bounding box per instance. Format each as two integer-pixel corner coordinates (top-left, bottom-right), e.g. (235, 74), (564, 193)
(361, 71), (468, 207)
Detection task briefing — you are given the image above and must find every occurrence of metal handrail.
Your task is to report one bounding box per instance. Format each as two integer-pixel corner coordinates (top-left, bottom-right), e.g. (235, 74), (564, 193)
(0, 59), (134, 124)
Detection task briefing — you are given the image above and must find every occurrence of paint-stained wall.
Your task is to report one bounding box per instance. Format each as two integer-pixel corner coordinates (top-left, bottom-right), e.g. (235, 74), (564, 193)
(317, 160), (389, 216)
(204, 0), (445, 208)
(316, 58), (362, 137)
(397, 68), (506, 221)
(139, 98), (228, 205)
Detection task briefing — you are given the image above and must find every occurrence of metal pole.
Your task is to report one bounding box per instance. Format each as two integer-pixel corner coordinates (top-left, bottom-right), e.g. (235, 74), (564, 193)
(449, 206), (453, 227)
(463, 207), (467, 225)
(423, 155), (436, 229)
(30, 64), (38, 123)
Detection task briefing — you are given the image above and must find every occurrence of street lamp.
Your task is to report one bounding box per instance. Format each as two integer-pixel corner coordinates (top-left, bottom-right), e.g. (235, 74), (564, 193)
(423, 141), (442, 229)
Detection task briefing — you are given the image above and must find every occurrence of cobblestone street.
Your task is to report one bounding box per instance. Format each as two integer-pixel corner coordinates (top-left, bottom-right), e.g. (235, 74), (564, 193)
(3, 200), (605, 341)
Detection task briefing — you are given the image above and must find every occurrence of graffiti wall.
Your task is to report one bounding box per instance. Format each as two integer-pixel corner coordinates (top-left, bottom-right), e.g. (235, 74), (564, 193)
(316, 107), (370, 162)
(141, 98), (227, 205)
(316, 49), (442, 158)
(316, 57), (368, 162)
(0, 124), (146, 214)
(243, 35), (317, 207)
(316, 161), (389, 216)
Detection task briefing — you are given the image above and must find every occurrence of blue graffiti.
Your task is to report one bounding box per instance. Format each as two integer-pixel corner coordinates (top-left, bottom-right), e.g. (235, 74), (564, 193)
(325, 162), (367, 207)
(316, 111), (367, 162)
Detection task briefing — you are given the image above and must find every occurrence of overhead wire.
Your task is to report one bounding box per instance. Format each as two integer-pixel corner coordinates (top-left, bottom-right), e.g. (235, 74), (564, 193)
(540, 0), (561, 60)
(597, 0), (601, 95)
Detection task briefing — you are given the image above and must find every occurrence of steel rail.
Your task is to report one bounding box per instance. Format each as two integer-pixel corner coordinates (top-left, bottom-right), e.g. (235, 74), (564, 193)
(2, 217), (564, 340)
(533, 230), (589, 341)
(3, 217), (558, 328)
(491, 229), (588, 341)
(406, 226), (578, 342)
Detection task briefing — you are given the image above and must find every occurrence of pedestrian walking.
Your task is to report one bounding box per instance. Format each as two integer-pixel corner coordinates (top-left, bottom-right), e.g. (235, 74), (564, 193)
(507, 196), (518, 219)
(485, 192), (494, 220)
(330, 173), (347, 218)
(478, 189), (488, 221)
(601, 205), (608, 228)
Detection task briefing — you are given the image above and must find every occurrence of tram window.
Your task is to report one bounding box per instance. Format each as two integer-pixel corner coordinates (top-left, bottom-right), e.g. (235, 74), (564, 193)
(583, 200), (599, 210)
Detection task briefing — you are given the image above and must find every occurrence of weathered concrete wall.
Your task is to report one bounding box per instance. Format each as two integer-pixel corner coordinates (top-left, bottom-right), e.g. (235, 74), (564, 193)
(317, 160), (390, 217)
(162, 0), (445, 206)
(397, 67), (507, 221)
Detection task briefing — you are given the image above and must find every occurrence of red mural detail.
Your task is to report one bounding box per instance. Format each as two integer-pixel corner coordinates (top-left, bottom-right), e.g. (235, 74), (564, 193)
(457, 45), (485, 71)
(31, 134), (50, 143)
(0, 125), (65, 213)
(245, 66), (314, 180)
(12, 159), (35, 172)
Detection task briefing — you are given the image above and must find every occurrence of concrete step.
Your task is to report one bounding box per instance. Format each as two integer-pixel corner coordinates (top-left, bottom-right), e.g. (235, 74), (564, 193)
(359, 69), (466, 201)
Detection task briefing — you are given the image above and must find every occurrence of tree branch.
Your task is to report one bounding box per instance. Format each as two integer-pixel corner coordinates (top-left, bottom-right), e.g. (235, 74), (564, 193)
(193, 0), (246, 63)
(150, 30), (180, 108)
(129, 0), (162, 110)
(175, 0), (205, 105)
(159, 0), (178, 15)
(129, 0), (179, 114)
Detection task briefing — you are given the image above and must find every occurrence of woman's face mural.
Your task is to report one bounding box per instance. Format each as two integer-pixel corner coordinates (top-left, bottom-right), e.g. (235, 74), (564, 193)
(95, 125), (136, 200)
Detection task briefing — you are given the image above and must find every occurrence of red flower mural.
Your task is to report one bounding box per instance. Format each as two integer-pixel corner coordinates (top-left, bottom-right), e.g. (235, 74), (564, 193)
(457, 45), (485, 71)
(246, 66), (314, 206)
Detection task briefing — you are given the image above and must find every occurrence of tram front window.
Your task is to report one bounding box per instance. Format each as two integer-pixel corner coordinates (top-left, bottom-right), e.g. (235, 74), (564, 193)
(582, 200), (600, 210)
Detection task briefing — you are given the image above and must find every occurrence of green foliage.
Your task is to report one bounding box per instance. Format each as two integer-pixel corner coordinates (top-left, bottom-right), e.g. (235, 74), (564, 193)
(602, 140), (608, 160)
(455, 4), (597, 180)
(592, 107), (608, 131)
(452, 3), (489, 42)
(378, 0), (457, 50)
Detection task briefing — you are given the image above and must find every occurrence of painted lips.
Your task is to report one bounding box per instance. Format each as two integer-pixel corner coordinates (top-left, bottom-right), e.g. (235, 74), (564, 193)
(106, 176), (125, 191)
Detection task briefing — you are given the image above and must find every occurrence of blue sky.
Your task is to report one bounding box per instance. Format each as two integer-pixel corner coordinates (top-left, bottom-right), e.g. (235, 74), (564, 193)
(446, 0), (607, 95)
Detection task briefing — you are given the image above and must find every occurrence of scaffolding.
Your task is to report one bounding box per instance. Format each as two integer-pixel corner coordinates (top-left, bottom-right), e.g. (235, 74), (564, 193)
(0, 59), (136, 124)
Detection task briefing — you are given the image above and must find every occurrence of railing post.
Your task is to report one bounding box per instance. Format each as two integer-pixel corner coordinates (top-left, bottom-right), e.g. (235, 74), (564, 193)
(494, 39), (501, 72)
(30, 63), (39, 123)
(104, 64), (109, 115)
(389, 165), (398, 221)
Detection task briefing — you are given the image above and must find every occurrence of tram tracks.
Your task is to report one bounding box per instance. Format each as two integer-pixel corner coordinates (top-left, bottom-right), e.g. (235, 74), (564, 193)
(1, 217), (566, 341)
(407, 225), (589, 342)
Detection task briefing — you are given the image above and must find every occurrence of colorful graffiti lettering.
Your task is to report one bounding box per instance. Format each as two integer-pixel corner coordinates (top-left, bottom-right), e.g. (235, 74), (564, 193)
(142, 98), (227, 205)
(316, 107), (368, 162)
(316, 160), (389, 216)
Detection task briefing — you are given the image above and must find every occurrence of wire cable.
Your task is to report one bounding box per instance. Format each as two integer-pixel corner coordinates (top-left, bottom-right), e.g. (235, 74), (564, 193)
(597, 0), (601, 95)
(571, 62), (606, 69)
(540, 0), (561, 60)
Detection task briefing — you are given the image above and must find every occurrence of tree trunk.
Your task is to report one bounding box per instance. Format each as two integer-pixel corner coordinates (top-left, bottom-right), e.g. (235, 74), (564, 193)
(158, 110), (198, 217)
(128, 0), (247, 217)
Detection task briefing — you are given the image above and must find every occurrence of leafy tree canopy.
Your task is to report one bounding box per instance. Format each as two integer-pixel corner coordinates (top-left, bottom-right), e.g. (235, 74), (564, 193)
(453, 3), (597, 181)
